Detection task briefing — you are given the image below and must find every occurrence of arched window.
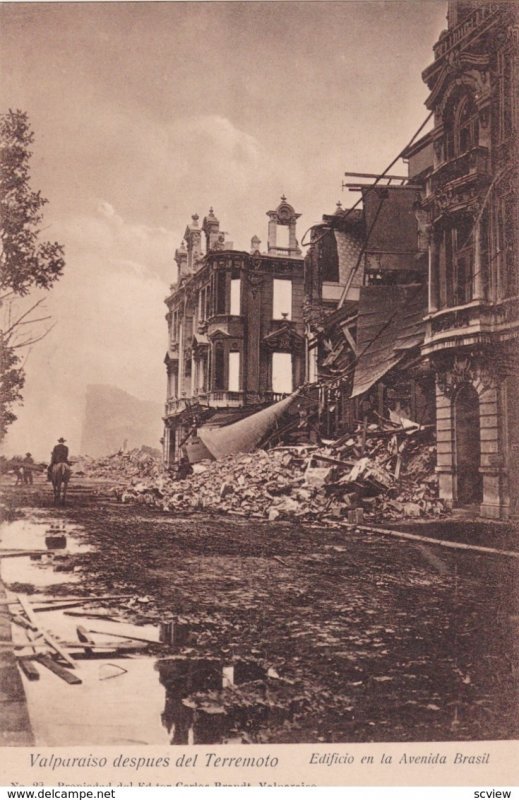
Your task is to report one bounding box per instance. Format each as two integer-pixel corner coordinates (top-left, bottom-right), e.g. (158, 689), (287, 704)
(454, 383), (482, 505)
(443, 91), (479, 160)
(457, 95), (479, 154)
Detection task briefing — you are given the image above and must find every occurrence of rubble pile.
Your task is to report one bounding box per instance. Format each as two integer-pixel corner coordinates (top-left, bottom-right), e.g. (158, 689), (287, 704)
(116, 421), (446, 522)
(74, 447), (162, 482)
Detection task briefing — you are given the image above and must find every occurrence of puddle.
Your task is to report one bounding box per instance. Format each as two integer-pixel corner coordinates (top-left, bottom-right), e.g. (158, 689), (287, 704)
(156, 657), (274, 744)
(22, 658), (169, 745)
(0, 514), (91, 589)
(0, 515), (88, 554)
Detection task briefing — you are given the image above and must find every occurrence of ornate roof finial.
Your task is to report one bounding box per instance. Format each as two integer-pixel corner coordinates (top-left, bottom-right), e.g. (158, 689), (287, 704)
(335, 201), (343, 214)
(281, 194), (287, 203)
(192, 213), (199, 224)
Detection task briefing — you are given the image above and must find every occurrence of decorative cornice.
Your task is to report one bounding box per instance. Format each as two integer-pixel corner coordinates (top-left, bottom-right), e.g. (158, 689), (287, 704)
(262, 324), (305, 353)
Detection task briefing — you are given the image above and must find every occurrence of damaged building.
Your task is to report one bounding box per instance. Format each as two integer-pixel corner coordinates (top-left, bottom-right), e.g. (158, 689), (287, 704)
(163, 197), (306, 465)
(304, 175), (435, 440)
(417, 0), (519, 518)
(305, 0), (518, 520)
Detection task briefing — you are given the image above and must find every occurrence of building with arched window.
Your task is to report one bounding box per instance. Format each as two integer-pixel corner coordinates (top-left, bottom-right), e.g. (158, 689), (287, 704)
(418, 0), (519, 518)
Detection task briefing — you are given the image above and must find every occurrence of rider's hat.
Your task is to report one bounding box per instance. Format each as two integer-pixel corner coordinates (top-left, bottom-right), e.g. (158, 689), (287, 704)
(58, 437), (66, 443)
(25, 452), (31, 456)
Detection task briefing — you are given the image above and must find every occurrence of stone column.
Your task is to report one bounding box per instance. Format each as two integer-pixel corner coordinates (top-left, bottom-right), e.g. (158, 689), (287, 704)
(472, 219), (485, 301)
(435, 380), (455, 505)
(267, 218), (277, 253)
(428, 235), (439, 313)
(477, 381), (505, 518)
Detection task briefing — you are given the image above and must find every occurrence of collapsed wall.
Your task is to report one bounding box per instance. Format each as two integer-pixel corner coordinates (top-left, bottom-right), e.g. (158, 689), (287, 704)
(109, 422), (446, 523)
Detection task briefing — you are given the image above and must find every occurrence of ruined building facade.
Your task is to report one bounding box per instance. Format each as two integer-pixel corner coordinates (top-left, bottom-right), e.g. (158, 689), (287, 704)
(420, 0), (519, 518)
(303, 177), (435, 440)
(163, 198), (305, 464)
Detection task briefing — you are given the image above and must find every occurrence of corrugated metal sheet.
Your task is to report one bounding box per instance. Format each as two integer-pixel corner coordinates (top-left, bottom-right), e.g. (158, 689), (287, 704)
(351, 284), (427, 398)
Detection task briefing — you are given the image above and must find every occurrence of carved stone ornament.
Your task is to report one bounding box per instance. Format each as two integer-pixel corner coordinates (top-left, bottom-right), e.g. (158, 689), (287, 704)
(435, 184), (481, 214)
(244, 271), (264, 298)
(262, 325), (304, 353)
(435, 353), (499, 398)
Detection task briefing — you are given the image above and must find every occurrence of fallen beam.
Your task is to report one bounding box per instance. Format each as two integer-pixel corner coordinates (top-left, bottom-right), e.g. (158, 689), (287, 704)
(346, 523), (519, 559)
(76, 625), (95, 656)
(12, 640), (146, 652)
(17, 595), (77, 668)
(17, 659), (40, 681)
(38, 656), (82, 685)
(27, 593), (134, 604)
(88, 628), (161, 645)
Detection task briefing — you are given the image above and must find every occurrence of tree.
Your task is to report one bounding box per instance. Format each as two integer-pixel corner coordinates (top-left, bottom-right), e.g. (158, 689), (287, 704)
(0, 109), (65, 438)
(0, 334), (25, 439)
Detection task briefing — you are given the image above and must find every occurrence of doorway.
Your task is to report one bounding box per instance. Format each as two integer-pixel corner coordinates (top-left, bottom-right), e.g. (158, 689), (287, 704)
(454, 384), (482, 505)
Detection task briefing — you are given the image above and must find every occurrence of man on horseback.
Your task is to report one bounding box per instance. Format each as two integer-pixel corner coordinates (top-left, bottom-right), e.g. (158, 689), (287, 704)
(47, 437), (70, 482)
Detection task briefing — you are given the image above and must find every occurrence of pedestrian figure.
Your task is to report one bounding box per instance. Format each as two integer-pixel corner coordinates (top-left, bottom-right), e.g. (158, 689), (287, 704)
(22, 452), (34, 485)
(176, 455), (193, 480)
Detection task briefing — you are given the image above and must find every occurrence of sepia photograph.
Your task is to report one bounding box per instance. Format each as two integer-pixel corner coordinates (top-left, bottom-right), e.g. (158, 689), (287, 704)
(0, 0), (517, 786)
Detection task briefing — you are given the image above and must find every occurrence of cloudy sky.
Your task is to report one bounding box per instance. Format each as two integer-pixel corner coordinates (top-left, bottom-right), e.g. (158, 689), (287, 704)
(0, 0), (447, 459)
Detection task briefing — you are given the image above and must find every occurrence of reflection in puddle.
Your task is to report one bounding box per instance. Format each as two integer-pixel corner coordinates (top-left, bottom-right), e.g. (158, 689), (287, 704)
(156, 657), (270, 744)
(22, 657), (169, 745)
(0, 513), (91, 589)
(1, 510), (284, 746)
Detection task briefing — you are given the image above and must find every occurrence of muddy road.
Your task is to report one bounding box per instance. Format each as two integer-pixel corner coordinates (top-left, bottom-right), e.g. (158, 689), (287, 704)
(1, 478), (518, 745)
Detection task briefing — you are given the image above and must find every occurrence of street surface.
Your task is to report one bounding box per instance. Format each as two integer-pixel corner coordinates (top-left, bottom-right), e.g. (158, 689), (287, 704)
(1, 478), (518, 744)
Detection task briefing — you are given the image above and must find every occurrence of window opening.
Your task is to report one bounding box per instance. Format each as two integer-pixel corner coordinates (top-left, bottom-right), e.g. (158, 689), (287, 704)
(272, 352), (293, 394)
(214, 345), (225, 390)
(230, 278), (241, 315)
(228, 351), (240, 392)
(273, 279), (292, 320)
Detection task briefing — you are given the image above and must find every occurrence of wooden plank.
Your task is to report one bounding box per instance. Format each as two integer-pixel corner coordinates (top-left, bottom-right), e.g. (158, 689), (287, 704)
(38, 656), (82, 684)
(310, 454), (354, 470)
(63, 611), (121, 621)
(17, 659), (40, 681)
(351, 523), (519, 559)
(12, 640), (144, 652)
(11, 614), (38, 632)
(344, 171), (409, 181)
(76, 625), (95, 656)
(88, 628), (160, 645)
(29, 593), (134, 605)
(17, 595), (77, 669)
(33, 601), (93, 612)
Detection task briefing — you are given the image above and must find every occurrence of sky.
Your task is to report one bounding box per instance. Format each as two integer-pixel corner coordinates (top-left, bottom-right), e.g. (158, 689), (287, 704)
(0, 0), (447, 460)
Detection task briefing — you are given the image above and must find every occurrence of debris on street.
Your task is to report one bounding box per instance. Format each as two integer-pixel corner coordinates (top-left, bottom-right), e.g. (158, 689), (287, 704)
(73, 447), (161, 482)
(112, 420), (446, 522)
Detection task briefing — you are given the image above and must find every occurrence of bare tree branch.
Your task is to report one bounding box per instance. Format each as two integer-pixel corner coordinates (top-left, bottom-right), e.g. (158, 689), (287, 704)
(16, 315), (52, 327)
(3, 297), (47, 336)
(11, 322), (56, 349)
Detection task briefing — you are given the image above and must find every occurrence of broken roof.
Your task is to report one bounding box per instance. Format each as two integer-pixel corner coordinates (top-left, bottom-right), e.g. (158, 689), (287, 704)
(351, 284), (427, 398)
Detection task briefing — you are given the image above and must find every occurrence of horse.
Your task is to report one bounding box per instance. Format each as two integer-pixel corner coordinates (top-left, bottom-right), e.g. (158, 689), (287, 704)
(51, 462), (72, 505)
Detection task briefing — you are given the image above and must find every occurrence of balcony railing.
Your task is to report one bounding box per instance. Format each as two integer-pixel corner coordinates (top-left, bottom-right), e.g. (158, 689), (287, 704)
(429, 147), (490, 195)
(423, 298), (519, 354)
(164, 390), (291, 416)
(432, 4), (499, 61)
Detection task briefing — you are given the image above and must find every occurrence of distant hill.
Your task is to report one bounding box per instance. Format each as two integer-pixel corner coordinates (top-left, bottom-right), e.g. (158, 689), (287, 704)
(80, 384), (163, 457)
